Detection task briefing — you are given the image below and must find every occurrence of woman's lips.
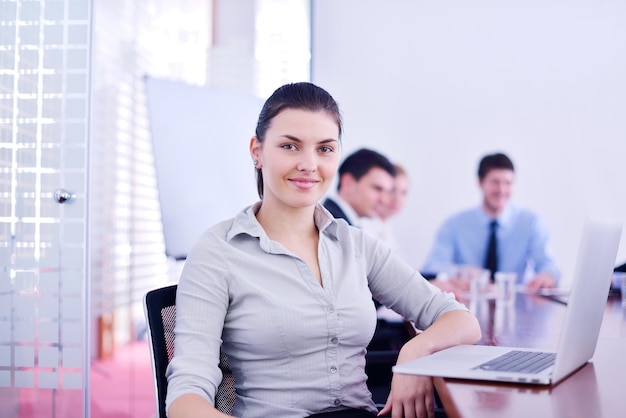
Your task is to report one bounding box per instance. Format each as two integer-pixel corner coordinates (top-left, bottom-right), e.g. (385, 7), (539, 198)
(290, 178), (319, 189)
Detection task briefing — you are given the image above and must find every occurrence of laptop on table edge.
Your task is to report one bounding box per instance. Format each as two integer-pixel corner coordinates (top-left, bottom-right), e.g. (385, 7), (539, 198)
(393, 219), (622, 386)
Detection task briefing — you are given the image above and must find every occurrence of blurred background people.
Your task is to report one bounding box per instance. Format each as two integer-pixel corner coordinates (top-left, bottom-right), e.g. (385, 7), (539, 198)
(422, 152), (560, 297)
(323, 148), (396, 227)
(361, 163), (411, 249)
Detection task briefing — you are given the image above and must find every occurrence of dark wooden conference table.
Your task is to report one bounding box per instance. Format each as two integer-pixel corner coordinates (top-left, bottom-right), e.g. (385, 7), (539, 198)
(433, 291), (626, 418)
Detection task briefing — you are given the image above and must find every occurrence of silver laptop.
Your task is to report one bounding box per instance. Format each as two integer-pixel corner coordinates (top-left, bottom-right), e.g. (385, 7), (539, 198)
(393, 219), (622, 385)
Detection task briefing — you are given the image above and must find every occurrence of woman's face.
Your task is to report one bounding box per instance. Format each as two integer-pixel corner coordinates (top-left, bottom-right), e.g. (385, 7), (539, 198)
(250, 108), (341, 210)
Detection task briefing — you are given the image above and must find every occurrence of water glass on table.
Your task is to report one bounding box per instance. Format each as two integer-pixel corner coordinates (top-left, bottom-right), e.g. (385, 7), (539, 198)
(495, 272), (517, 304)
(469, 269), (491, 299)
(457, 266), (490, 299)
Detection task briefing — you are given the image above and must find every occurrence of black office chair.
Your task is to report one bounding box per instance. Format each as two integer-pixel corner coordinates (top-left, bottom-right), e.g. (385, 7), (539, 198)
(143, 284), (236, 417)
(365, 318), (415, 405)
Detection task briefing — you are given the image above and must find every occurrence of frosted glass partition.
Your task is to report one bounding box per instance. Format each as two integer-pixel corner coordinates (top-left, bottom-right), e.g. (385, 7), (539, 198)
(0, 1), (90, 417)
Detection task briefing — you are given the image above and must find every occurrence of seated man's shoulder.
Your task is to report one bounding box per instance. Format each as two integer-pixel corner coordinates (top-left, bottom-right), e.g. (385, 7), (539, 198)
(509, 206), (544, 224)
(446, 207), (482, 225)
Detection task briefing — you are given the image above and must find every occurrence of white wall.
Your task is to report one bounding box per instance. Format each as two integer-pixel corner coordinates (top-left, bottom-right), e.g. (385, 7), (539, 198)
(312, 0), (626, 285)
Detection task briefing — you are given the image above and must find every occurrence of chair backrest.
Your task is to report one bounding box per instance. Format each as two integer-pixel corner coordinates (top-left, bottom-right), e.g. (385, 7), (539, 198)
(144, 284), (235, 417)
(365, 319), (415, 406)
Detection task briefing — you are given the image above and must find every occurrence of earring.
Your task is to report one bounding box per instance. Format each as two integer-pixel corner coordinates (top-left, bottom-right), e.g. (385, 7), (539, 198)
(253, 160), (258, 166)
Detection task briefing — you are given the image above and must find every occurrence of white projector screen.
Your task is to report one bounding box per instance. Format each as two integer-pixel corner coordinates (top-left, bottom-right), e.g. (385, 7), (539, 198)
(146, 77), (263, 259)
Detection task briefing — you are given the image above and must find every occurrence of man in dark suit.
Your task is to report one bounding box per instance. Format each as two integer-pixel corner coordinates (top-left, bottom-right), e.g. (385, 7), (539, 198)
(323, 148), (396, 226)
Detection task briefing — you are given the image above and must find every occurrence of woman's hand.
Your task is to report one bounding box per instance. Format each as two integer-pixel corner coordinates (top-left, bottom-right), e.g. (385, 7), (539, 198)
(377, 310), (481, 417)
(378, 340), (436, 418)
(169, 394), (236, 418)
(378, 373), (435, 418)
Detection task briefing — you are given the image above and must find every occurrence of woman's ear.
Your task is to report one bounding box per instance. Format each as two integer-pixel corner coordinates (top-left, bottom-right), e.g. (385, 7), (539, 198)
(249, 136), (262, 168)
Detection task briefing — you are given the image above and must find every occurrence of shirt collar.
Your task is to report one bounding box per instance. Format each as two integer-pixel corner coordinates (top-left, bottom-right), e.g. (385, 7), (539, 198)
(479, 205), (513, 228)
(226, 202), (340, 247)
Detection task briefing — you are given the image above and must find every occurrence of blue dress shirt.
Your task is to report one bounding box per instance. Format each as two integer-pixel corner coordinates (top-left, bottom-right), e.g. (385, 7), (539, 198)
(422, 206), (560, 284)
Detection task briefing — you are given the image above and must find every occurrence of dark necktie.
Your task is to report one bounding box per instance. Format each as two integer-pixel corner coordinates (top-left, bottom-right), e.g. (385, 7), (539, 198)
(484, 220), (498, 281)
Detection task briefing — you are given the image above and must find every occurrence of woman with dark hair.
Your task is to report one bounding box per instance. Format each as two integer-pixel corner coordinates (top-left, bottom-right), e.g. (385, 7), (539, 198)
(166, 82), (481, 418)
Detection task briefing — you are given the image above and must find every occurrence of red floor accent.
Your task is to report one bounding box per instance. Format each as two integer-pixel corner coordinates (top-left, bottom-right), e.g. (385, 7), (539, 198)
(90, 341), (156, 418)
(4, 341), (156, 418)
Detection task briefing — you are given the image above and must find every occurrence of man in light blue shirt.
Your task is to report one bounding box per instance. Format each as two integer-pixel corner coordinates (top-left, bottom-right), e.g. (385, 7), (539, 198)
(422, 153), (560, 292)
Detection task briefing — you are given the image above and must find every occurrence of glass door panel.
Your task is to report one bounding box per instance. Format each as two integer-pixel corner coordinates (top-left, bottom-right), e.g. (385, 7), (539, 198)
(0, 1), (91, 417)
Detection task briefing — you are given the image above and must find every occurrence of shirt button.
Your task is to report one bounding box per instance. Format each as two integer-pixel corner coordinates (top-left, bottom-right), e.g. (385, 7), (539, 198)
(330, 337), (338, 344)
(333, 398), (341, 406)
(330, 366), (338, 373)
(328, 306), (335, 313)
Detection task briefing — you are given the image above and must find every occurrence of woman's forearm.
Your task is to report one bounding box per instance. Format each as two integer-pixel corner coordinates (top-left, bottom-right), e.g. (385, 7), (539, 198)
(398, 310), (481, 363)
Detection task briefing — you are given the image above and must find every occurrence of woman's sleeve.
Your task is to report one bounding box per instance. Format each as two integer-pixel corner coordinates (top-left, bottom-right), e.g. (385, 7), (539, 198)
(364, 232), (467, 331)
(165, 233), (230, 411)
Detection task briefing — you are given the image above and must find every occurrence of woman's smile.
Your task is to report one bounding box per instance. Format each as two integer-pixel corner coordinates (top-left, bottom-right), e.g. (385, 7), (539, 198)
(289, 177), (320, 190)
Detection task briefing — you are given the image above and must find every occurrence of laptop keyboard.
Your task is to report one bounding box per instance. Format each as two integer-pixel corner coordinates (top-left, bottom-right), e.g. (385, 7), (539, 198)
(475, 350), (556, 374)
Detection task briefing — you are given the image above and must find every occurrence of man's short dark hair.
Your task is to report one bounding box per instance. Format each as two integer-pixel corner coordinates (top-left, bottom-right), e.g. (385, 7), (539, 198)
(337, 148), (396, 191)
(478, 153), (515, 179)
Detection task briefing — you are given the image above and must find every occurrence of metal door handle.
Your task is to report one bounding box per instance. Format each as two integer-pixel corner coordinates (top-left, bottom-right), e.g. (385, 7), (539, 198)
(54, 189), (75, 204)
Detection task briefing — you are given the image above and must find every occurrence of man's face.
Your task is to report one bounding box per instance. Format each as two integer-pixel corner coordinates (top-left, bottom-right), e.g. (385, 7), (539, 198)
(341, 167), (394, 218)
(479, 168), (514, 215)
(380, 173), (410, 220)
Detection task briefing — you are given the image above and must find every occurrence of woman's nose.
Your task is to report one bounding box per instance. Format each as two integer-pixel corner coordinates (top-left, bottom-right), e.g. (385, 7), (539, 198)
(297, 152), (317, 172)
